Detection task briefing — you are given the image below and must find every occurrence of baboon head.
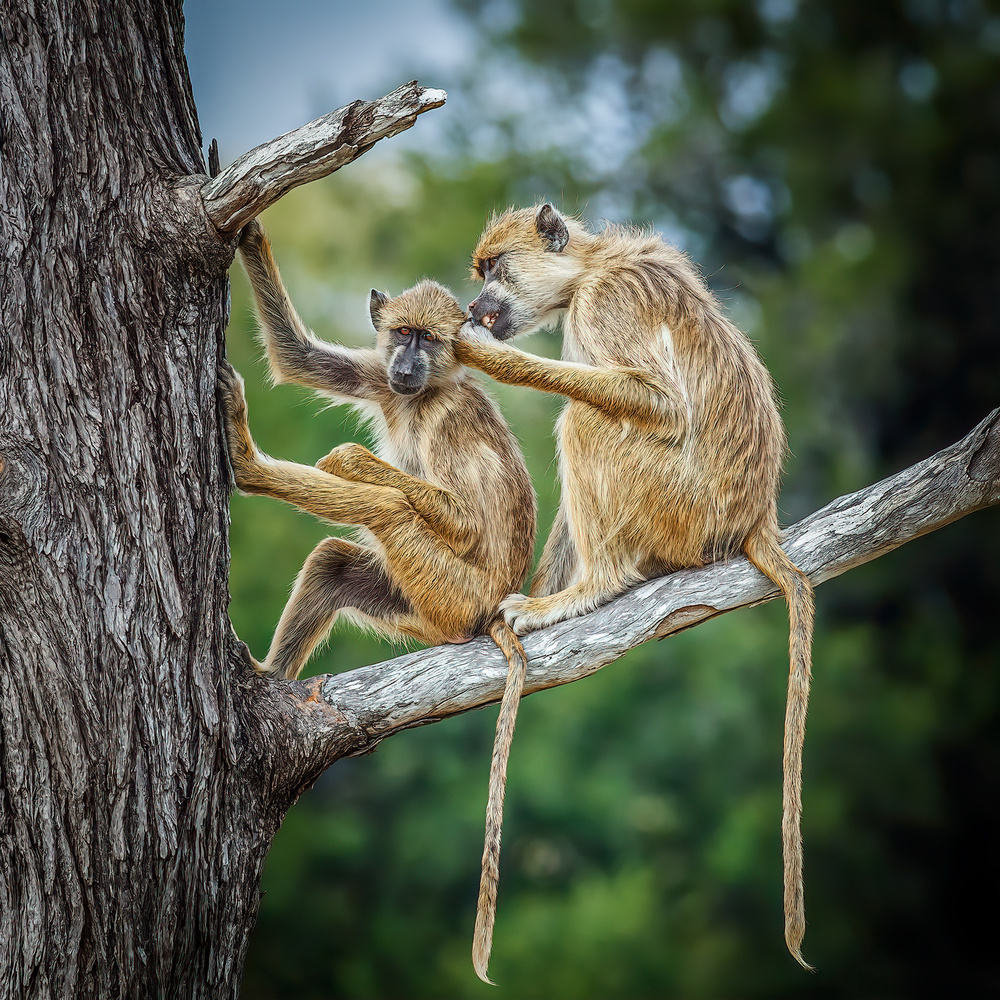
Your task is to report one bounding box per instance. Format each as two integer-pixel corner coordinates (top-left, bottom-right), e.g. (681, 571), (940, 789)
(467, 203), (579, 341)
(369, 280), (465, 396)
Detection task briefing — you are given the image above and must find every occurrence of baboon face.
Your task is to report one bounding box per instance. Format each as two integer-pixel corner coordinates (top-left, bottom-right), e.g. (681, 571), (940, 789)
(369, 281), (465, 395)
(467, 204), (573, 341)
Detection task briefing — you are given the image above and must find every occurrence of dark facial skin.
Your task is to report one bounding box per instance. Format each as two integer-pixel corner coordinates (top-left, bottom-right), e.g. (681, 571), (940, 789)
(467, 205), (572, 342)
(468, 257), (516, 341)
(387, 327), (442, 395)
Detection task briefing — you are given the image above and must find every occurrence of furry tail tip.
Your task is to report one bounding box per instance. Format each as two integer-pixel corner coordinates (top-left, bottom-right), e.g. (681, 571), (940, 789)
(472, 854), (499, 985)
(472, 929), (496, 986)
(785, 927), (815, 972)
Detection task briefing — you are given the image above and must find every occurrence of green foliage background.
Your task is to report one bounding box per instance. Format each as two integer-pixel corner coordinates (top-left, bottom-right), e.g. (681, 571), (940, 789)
(226, 2), (1000, 996)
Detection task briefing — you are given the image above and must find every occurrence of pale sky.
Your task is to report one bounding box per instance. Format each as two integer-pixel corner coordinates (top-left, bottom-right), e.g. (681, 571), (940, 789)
(183, 0), (476, 159)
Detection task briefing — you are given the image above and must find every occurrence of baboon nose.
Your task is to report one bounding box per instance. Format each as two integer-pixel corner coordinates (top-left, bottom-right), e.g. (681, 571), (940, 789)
(468, 298), (479, 316)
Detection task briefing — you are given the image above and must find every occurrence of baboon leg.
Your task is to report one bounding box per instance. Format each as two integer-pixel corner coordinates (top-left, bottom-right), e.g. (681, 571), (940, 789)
(528, 506), (579, 597)
(374, 514), (500, 643)
(317, 442), (475, 552)
(250, 462), (497, 640)
(220, 361), (404, 528)
(221, 363), (499, 645)
(221, 365), (471, 549)
(263, 538), (412, 679)
(243, 456), (496, 643)
(245, 455), (414, 531)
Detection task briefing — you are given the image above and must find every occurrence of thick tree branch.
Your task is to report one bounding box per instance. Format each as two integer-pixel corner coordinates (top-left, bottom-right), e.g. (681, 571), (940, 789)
(278, 409), (999, 766)
(201, 81), (447, 234)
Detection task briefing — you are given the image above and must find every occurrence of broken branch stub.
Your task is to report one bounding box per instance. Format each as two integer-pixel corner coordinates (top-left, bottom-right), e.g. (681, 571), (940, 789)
(202, 81), (447, 234)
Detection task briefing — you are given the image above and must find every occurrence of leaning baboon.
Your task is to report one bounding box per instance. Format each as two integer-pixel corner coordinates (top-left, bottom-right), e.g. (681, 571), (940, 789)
(224, 221), (536, 984)
(458, 204), (816, 968)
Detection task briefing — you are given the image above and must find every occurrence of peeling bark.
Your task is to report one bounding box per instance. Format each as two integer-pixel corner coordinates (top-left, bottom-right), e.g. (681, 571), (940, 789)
(201, 82), (446, 234)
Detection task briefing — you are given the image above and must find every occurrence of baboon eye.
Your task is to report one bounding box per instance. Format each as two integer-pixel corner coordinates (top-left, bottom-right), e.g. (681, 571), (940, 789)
(419, 330), (437, 343)
(398, 327), (411, 337)
(485, 256), (498, 271)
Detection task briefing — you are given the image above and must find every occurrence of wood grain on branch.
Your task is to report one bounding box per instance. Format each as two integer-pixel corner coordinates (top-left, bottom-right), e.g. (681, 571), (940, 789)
(291, 408), (1000, 762)
(201, 81), (446, 234)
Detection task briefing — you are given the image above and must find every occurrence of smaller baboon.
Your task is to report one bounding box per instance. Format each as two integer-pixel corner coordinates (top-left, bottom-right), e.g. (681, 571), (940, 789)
(458, 204), (816, 968)
(222, 221), (536, 985)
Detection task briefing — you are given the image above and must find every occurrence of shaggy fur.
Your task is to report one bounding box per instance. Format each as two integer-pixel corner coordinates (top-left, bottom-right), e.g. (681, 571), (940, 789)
(223, 221), (536, 673)
(460, 204), (816, 971)
(221, 222), (540, 989)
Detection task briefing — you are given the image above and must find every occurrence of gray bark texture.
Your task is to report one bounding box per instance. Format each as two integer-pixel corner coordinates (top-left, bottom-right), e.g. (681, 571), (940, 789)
(1, 2), (998, 998)
(0, 2), (362, 997)
(202, 82), (447, 234)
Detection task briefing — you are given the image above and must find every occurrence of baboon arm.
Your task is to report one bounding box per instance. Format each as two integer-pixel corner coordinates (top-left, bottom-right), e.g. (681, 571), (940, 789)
(317, 444), (477, 553)
(455, 337), (687, 435)
(239, 221), (389, 402)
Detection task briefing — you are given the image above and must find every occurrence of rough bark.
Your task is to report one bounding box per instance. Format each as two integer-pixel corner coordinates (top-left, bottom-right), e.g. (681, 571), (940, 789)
(201, 82), (446, 234)
(1, 3), (331, 997)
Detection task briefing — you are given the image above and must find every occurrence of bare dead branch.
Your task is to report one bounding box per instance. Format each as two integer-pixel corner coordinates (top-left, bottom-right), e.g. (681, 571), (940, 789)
(201, 81), (447, 234)
(280, 408), (1000, 763)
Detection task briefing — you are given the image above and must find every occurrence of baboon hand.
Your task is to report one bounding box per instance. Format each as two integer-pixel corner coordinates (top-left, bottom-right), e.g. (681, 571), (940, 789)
(499, 592), (532, 634)
(459, 317), (496, 343)
(454, 321), (513, 370)
(316, 441), (378, 481)
(501, 590), (590, 635)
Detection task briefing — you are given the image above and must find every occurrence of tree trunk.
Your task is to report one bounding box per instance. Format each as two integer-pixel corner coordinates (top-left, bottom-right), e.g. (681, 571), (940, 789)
(0, 3), (292, 996)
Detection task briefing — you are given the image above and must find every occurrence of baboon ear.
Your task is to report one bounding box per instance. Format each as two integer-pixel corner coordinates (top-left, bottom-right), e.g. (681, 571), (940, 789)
(369, 289), (389, 329)
(535, 203), (569, 252)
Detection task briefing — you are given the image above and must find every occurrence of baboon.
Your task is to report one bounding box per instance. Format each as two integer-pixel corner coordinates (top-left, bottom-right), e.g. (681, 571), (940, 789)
(221, 222), (538, 983)
(458, 204), (816, 968)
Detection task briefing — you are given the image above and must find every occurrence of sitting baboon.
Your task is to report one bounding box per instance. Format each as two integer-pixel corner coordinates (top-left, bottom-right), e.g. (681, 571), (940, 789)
(458, 204), (816, 968)
(222, 221), (537, 984)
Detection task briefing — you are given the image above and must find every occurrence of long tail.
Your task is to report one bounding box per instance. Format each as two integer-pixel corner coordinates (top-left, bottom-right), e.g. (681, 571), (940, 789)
(472, 620), (529, 985)
(744, 529), (816, 971)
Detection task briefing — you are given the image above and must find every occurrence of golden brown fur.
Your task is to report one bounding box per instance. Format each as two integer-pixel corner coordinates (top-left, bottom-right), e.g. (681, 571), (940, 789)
(222, 221), (538, 986)
(460, 204), (816, 970)
(225, 221), (535, 670)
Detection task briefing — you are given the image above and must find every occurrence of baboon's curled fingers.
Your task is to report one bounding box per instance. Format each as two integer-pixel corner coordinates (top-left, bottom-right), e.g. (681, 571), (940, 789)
(217, 362), (260, 487)
(315, 442), (375, 480)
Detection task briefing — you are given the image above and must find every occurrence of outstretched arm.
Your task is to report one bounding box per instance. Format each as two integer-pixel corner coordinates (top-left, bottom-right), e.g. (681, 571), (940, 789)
(238, 220), (388, 403)
(455, 327), (688, 436)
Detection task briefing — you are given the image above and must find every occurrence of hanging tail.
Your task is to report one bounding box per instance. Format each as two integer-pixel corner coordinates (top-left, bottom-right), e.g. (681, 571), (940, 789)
(744, 529), (816, 971)
(472, 620), (529, 985)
